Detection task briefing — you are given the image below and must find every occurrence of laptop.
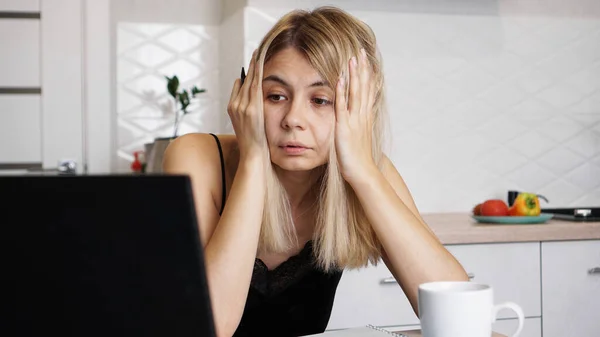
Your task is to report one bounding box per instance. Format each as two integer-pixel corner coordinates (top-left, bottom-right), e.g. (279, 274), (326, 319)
(2, 175), (216, 337)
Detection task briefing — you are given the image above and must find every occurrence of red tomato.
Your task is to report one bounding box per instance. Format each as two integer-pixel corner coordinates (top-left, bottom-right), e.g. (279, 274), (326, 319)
(472, 203), (482, 215)
(480, 199), (509, 216)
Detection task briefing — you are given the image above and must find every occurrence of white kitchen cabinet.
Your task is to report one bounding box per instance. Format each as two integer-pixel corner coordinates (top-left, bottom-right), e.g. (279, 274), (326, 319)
(494, 318), (541, 337)
(0, 19), (40, 87)
(541, 240), (600, 337)
(0, 0), (86, 174)
(0, 0), (39, 11)
(446, 242), (541, 319)
(327, 242), (541, 330)
(0, 95), (41, 163)
(327, 260), (418, 330)
(39, 0), (84, 170)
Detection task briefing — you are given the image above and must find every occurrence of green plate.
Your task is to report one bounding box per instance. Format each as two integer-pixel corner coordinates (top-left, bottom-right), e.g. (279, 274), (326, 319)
(472, 213), (554, 224)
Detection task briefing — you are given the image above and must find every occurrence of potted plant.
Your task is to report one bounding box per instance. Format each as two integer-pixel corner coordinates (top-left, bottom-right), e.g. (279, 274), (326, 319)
(144, 75), (206, 173)
(164, 75), (206, 138)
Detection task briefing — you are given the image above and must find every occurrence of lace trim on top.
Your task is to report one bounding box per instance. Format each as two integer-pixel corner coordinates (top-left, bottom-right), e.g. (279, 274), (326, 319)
(250, 241), (315, 297)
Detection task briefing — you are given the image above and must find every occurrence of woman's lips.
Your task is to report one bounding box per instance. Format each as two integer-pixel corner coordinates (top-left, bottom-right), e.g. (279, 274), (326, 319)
(281, 145), (308, 155)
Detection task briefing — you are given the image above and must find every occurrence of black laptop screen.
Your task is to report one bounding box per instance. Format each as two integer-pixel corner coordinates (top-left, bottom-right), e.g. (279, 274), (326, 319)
(3, 175), (215, 337)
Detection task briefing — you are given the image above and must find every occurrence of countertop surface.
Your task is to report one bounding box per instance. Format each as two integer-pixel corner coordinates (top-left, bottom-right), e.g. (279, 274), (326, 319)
(421, 213), (600, 245)
(397, 330), (504, 337)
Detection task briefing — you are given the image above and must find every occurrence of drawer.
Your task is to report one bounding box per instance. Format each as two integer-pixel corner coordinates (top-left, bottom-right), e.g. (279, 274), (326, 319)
(0, 0), (39, 11)
(0, 95), (41, 163)
(0, 19), (40, 87)
(327, 262), (418, 330)
(446, 242), (541, 318)
(328, 242), (541, 330)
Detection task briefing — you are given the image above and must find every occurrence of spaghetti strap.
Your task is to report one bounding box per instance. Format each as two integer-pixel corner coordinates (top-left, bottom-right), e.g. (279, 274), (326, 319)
(209, 133), (226, 215)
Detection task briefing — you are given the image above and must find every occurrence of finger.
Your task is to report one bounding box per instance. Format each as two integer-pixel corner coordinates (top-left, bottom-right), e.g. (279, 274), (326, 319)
(227, 78), (242, 118)
(229, 78), (241, 105)
(335, 75), (348, 124)
(246, 49), (258, 89)
(359, 48), (371, 117)
(248, 51), (262, 106)
(348, 55), (360, 115)
(238, 50), (257, 107)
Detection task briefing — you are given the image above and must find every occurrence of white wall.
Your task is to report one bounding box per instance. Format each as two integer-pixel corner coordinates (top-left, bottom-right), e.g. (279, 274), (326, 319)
(247, 0), (501, 15)
(111, 0), (222, 171)
(219, 7), (245, 133)
(108, 0), (600, 212)
(222, 0), (247, 19)
(239, 2), (600, 212)
(112, 0), (221, 25)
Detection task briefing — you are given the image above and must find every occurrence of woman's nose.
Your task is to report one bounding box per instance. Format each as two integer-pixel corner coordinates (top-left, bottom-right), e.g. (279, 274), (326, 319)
(281, 100), (306, 130)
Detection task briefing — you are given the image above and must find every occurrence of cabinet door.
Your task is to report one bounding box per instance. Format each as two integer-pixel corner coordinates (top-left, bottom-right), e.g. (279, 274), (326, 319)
(327, 262), (418, 330)
(0, 0), (39, 11)
(446, 242), (541, 318)
(0, 18), (40, 87)
(327, 242), (541, 330)
(0, 96), (41, 164)
(0, 0), (85, 174)
(542, 240), (600, 337)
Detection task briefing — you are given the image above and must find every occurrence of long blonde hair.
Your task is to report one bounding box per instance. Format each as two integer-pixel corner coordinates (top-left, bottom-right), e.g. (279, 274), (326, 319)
(255, 6), (388, 272)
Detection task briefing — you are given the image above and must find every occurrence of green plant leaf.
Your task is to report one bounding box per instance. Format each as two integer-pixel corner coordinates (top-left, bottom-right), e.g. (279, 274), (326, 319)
(191, 86), (206, 97)
(179, 90), (190, 112)
(166, 75), (179, 99)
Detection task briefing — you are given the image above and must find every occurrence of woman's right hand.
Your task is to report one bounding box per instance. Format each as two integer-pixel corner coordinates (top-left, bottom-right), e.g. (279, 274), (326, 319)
(227, 50), (266, 163)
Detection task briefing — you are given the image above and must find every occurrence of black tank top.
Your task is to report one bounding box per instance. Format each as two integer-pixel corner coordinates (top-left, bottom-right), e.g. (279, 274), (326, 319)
(208, 134), (343, 337)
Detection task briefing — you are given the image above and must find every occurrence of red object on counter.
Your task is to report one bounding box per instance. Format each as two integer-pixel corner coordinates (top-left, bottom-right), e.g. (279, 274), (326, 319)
(480, 199), (509, 216)
(131, 151), (143, 173)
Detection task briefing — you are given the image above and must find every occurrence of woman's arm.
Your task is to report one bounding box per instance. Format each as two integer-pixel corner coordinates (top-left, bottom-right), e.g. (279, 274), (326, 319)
(163, 134), (265, 337)
(333, 50), (467, 316)
(165, 50), (265, 337)
(348, 155), (468, 316)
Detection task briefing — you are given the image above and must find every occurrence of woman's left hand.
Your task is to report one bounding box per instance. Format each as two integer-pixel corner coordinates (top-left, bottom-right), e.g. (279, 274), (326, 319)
(334, 48), (377, 184)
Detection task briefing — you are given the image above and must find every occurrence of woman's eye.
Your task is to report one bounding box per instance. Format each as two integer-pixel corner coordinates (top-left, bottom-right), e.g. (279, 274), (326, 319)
(267, 94), (286, 102)
(312, 98), (331, 106)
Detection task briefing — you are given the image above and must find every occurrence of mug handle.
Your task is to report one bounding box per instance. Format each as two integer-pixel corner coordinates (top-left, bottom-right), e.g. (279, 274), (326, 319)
(492, 302), (524, 337)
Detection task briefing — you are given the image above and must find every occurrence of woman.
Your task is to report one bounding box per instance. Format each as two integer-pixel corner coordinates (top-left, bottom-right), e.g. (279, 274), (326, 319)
(163, 6), (468, 337)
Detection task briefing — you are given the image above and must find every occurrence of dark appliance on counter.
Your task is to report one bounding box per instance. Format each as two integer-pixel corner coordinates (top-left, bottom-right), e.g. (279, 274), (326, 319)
(540, 207), (600, 222)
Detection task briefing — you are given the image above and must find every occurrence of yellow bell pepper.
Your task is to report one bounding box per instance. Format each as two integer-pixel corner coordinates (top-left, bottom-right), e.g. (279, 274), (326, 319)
(508, 192), (540, 216)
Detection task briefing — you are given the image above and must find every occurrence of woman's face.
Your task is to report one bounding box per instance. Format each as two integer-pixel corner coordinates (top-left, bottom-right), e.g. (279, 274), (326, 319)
(262, 47), (335, 171)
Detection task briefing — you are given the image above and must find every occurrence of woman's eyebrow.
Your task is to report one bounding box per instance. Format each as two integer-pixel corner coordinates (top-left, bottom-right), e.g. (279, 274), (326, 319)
(263, 75), (329, 88)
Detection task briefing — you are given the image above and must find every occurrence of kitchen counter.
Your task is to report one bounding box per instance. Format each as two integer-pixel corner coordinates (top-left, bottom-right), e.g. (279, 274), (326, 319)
(421, 213), (600, 245)
(397, 330), (505, 337)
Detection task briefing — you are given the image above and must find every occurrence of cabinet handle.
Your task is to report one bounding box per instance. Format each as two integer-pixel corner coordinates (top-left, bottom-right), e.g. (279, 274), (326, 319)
(380, 277), (397, 284)
(589, 267), (600, 275)
(381, 274), (475, 284)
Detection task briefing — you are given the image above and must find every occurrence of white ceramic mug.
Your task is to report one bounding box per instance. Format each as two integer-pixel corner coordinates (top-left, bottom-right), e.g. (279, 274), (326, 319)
(418, 281), (524, 337)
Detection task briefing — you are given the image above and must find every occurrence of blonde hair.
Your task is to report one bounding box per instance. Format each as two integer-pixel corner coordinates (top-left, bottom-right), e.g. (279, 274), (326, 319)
(255, 6), (389, 271)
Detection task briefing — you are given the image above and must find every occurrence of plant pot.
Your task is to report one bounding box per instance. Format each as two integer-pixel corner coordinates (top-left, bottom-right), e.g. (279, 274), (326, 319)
(144, 137), (177, 173)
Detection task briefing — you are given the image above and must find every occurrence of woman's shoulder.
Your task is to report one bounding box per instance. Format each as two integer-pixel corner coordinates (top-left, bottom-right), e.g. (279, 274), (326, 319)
(163, 132), (240, 180)
(165, 133), (238, 161)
